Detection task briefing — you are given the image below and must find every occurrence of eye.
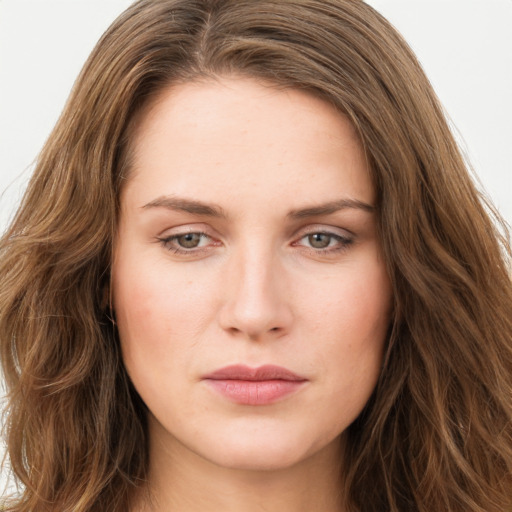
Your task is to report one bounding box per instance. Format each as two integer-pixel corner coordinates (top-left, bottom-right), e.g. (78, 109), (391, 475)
(294, 230), (353, 254)
(175, 233), (204, 249)
(306, 233), (335, 249)
(158, 231), (213, 253)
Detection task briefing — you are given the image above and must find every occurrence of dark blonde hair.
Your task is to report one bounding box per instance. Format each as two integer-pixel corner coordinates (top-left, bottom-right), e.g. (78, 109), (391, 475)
(1, 1), (512, 510)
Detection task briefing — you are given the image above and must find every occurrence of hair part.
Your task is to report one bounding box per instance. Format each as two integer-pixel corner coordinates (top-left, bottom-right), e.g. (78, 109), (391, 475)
(1, 1), (512, 510)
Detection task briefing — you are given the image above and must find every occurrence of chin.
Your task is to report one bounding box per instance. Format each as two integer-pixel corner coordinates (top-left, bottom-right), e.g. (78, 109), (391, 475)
(208, 448), (307, 472)
(195, 428), (339, 472)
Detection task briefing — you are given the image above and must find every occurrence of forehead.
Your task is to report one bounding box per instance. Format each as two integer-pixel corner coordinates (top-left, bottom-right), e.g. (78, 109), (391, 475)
(122, 76), (374, 211)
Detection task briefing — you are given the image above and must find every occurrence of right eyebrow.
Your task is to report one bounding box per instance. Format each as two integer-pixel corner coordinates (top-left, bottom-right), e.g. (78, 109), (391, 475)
(141, 195), (226, 218)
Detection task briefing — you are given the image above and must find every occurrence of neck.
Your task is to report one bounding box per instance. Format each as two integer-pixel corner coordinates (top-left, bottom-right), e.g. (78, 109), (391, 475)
(133, 419), (346, 512)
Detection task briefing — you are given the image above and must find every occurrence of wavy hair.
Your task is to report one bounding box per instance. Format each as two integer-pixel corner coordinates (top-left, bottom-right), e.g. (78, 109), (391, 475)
(1, 1), (512, 510)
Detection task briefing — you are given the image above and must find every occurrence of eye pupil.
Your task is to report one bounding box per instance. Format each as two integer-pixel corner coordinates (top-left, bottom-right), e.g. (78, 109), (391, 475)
(308, 233), (331, 249)
(178, 233), (201, 248)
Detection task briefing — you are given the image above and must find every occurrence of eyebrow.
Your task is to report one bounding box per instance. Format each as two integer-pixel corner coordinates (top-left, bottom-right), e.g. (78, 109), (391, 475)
(287, 198), (375, 219)
(142, 196), (226, 217)
(141, 195), (374, 219)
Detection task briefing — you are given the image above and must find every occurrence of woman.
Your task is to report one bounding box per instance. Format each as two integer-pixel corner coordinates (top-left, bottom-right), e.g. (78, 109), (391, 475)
(1, 1), (511, 511)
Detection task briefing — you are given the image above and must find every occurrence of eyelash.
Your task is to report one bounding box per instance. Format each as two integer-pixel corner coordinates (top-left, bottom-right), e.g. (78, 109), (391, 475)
(157, 229), (353, 257)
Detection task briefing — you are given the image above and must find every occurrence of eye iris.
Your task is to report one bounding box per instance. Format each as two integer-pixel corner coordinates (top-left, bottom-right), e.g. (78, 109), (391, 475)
(177, 233), (201, 248)
(308, 233), (331, 249)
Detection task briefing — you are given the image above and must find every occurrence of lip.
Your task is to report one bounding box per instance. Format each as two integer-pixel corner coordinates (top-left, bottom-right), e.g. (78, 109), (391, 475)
(202, 364), (308, 405)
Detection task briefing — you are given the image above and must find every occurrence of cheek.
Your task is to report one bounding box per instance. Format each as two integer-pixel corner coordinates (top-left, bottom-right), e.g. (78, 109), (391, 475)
(111, 252), (218, 380)
(301, 259), (391, 342)
(302, 257), (391, 403)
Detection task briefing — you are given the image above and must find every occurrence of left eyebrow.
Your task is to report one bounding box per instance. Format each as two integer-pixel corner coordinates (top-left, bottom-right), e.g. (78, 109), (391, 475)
(287, 199), (375, 220)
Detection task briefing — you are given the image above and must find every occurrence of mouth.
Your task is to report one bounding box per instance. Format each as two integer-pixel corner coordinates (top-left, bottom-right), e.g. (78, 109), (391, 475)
(202, 364), (308, 405)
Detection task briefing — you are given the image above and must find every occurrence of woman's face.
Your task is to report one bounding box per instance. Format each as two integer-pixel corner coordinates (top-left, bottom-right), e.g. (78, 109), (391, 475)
(112, 77), (392, 472)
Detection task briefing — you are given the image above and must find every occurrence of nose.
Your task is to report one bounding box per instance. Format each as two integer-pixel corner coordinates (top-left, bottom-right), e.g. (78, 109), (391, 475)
(218, 243), (293, 341)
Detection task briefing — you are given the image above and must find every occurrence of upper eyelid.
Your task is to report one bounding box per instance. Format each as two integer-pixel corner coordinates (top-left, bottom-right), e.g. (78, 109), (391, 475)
(293, 232), (352, 248)
(157, 223), (216, 237)
(158, 223), (353, 239)
(161, 229), (211, 238)
(161, 232), (210, 240)
(293, 223), (354, 238)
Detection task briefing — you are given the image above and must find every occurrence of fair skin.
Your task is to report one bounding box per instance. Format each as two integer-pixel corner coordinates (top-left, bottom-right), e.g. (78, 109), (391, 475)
(112, 76), (392, 512)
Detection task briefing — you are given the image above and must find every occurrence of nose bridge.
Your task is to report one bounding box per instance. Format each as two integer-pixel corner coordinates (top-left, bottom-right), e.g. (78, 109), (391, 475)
(219, 236), (291, 339)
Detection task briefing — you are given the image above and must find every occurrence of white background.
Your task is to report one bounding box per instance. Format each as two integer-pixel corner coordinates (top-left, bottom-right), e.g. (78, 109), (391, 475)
(1, 0), (511, 495)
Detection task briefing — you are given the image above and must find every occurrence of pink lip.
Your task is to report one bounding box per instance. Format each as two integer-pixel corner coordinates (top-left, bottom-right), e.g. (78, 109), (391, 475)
(203, 365), (308, 405)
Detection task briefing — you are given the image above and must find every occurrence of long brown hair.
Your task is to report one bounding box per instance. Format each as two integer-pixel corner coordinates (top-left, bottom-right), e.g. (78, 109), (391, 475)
(1, 1), (511, 510)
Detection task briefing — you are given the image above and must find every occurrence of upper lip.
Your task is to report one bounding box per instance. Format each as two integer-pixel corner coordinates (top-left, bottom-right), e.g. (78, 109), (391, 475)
(203, 364), (307, 382)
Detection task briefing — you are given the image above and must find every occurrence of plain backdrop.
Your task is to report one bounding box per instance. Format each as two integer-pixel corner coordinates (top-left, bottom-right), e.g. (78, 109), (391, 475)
(1, 0), (511, 495)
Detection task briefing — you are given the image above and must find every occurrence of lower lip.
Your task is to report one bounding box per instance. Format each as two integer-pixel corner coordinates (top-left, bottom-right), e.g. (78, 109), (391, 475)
(205, 379), (306, 405)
